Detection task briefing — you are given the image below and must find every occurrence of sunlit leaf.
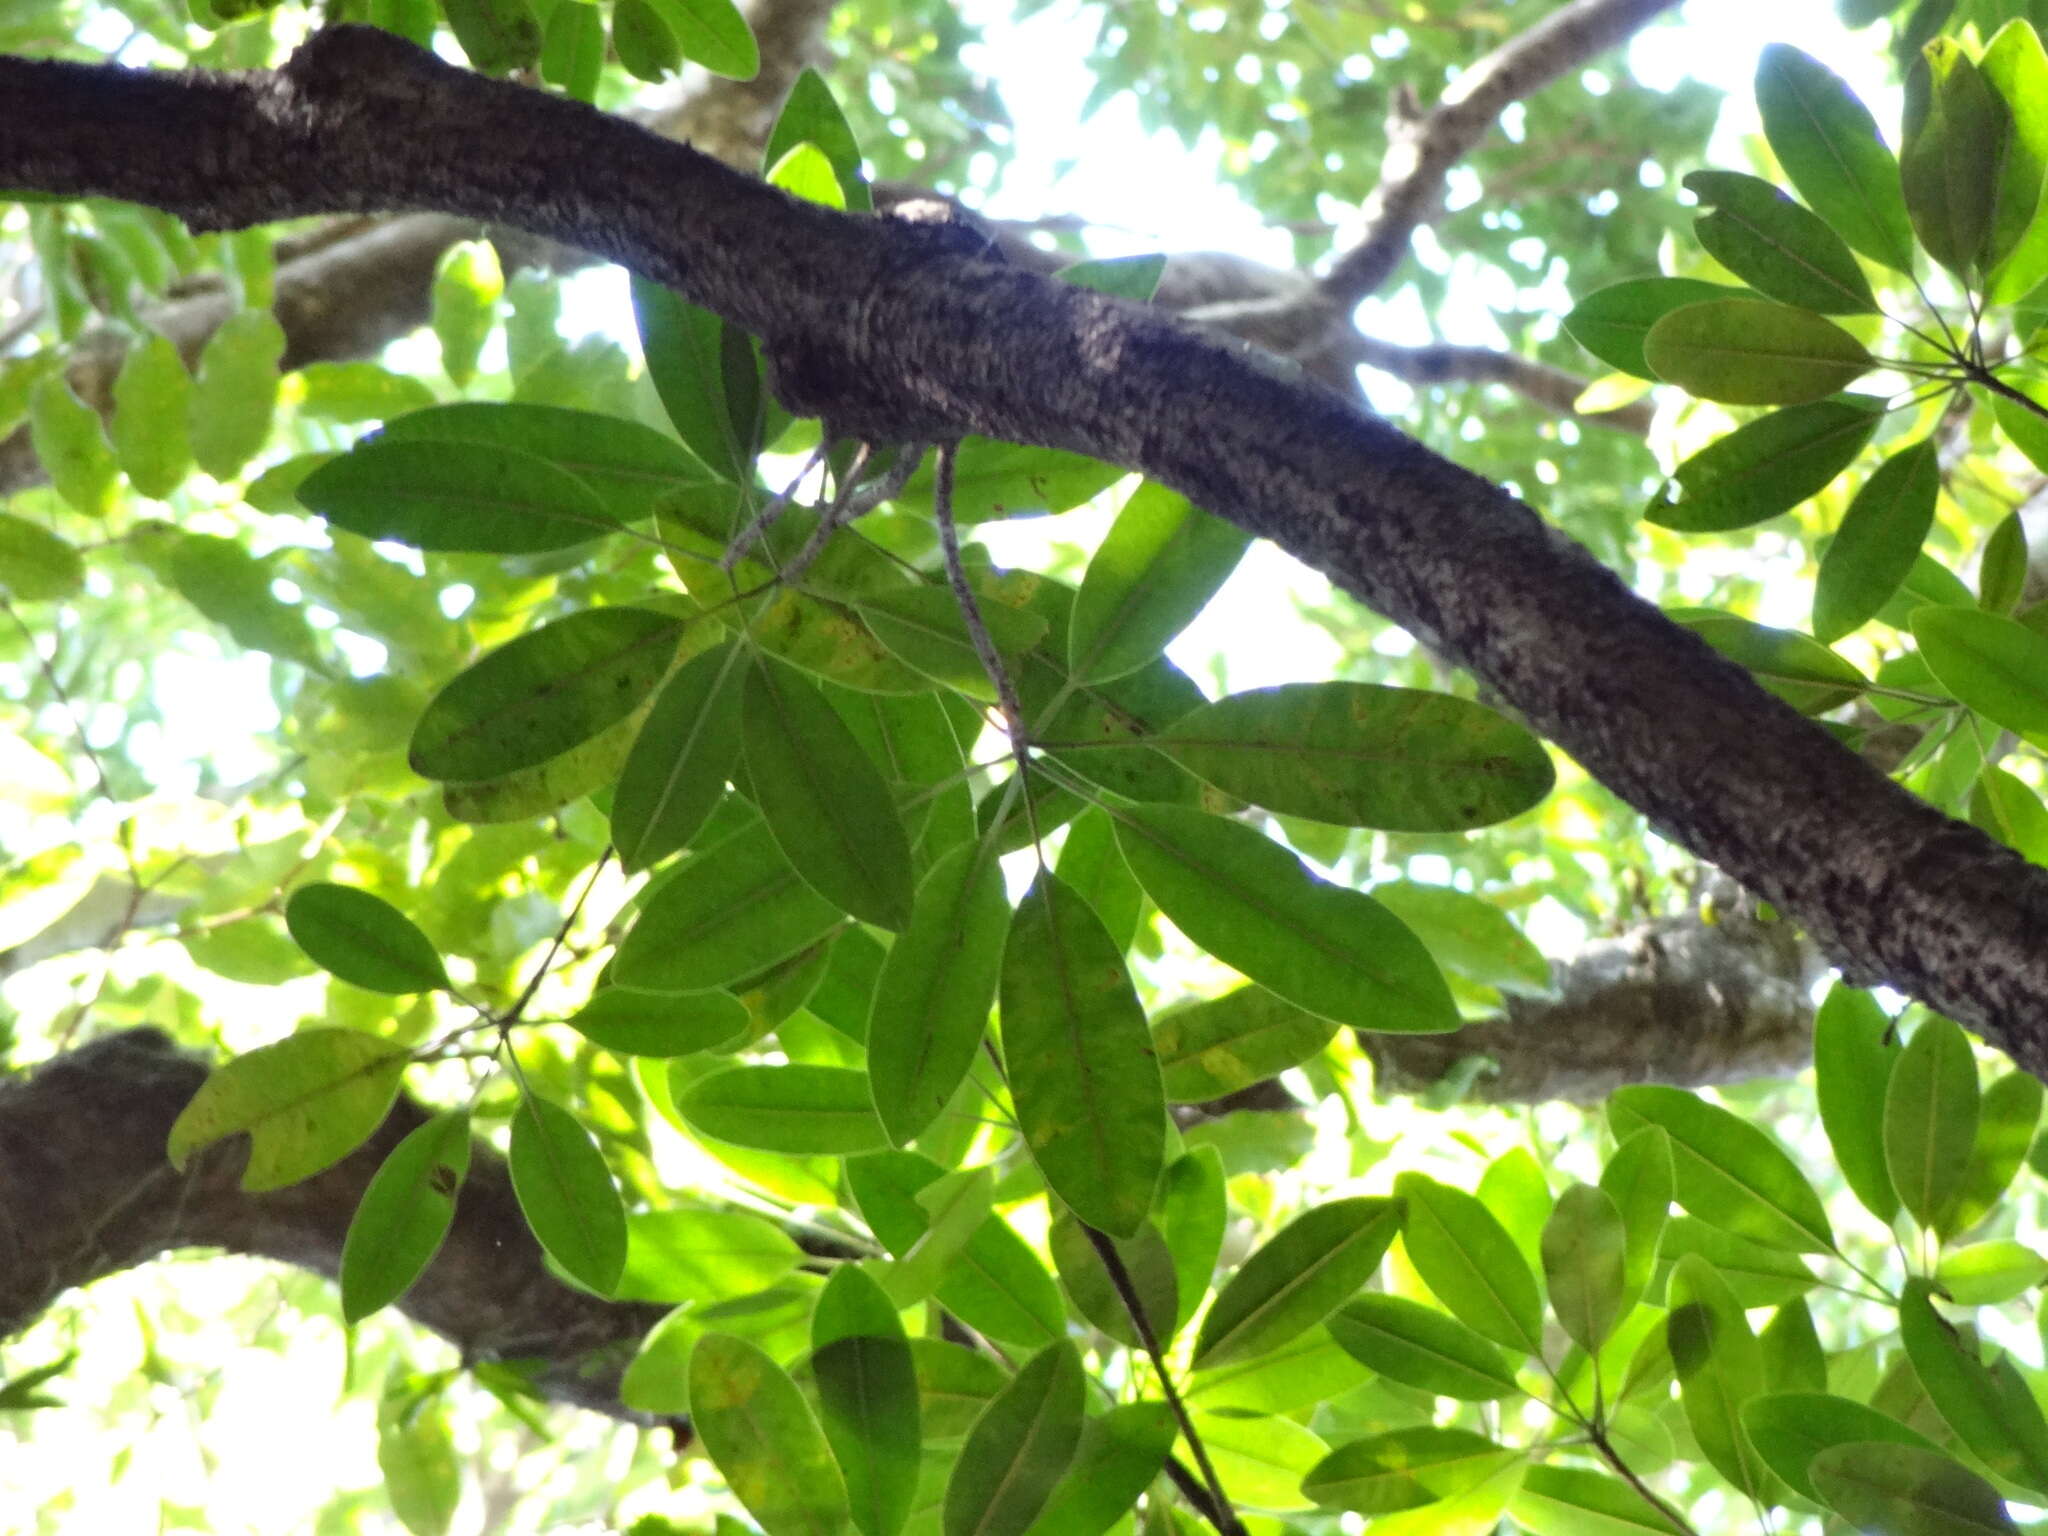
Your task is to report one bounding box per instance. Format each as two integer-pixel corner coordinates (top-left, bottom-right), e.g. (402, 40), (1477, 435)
(1326, 1293), (1520, 1401)
(1643, 299), (1872, 405)
(1192, 1197), (1399, 1369)
(1542, 1184), (1628, 1353)
(764, 67), (870, 211)
(1608, 1084), (1833, 1253)
(1884, 1014), (1979, 1230)
(1756, 44), (1916, 271)
(1898, 1277), (2048, 1497)
(1027, 1401), (1175, 1536)
(1151, 986), (1339, 1103)
(1396, 1172), (1543, 1354)
(691, 1334), (850, 1536)
(810, 1266), (918, 1536)
(1685, 170), (1878, 312)
(1813, 983), (1900, 1225)
(1914, 605), (2048, 737)
(1811, 1441), (2021, 1536)
(568, 986), (750, 1057)
(1564, 278), (1748, 379)
(1303, 1427), (1514, 1517)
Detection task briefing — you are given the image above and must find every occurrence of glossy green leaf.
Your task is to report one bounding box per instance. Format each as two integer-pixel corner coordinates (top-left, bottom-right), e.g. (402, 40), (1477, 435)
(854, 586), (1047, 698)
(1940, 1069), (2043, 1238)
(1369, 882), (1552, 997)
(1068, 481), (1248, 684)
(1811, 1441), (2021, 1536)
(1745, 1392), (1944, 1502)
(1648, 396), (1883, 532)
(1111, 804), (1457, 1033)
(643, 0), (758, 79)
(1898, 1277), (2048, 1496)
(1159, 1147), (1226, 1332)
(1643, 299), (1873, 405)
(167, 1027), (409, 1193)
(1655, 1216), (1818, 1307)
(1667, 1253), (1770, 1502)
(340, 1111), (472, 1324)
(1914, 605), (2048, 736)
(1303, 1427), (1513, 1516)
(1151, 986), (1338, 1103)
(1885, 1014), (1980, 1229)
(1026, 1400), (1175, 1536)
(611, 641), (748, 871)
(1984, 20), (2048, 301)
(0, 513), (83, 601)
(1325, 1292), (1520, 1400)
(1564, 278), (1749, 379)
(866, 842), (1008, 1146)
(1756, 45), (1916, 271)
(1542, 1183), (1628, 1353)
(539, 0), (603, 98)
(300, 440), (620, 554)
(616, 1207), (802, 1303)
(1814, 438), (1941, 643)
(508, 1093), (626, 1294)
(692, 1334), (850, 1536)
(613, 0), (682, 81)
(441, 0), (539, 72)
(1813, 983), (1900, 1224)
(744, 654), (914, 930)
(631, 277), (755, 483)
(110, 332), (192, 498)
(763, 68), (870, 212)
(616, 818), (843, 992)
(1901, 40), (2006, 277)
(894, 439), (1124, 525)
(410, 607), (683, 782)
(1970, 764), (2048, 864)
(376, 400), (709, 522)
(1192, 1196), (1398, 1369)
(1509, 1464), (1683, 1536)
(999, 875), (1165, 1237)
(913, 1339), (1009, 1442)
(810, 1266), (918, 1536)
(285, 883), (448, 993)
(1188, 1409), (1326, 1511)
(942, 1341), (1083, 1536)
(1608, 1084), (1833, 1253)
(1396, 1172), (1543, 1353)
(1685, 170), (1878, 312)
(568, 987), (749, 1057)
(189, 310), (284, 481)
(30, 375), (116, 517)
(1047, 1216), (1178, 1348)
(679, 1065), (888, 1154)
(1937, 1239), (2048, 1305)
(1156, 681), (1553, 832)
(1600, 1126), (1673, 1316)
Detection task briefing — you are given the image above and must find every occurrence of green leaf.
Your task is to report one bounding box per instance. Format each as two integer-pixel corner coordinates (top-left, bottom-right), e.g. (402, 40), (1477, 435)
(1938, 1238), (2048, 1305)
(508, 1093), (626, 1295)
(1509, 1464), (1683, 1536)
(1155, 682), (1554, 832)
(611, 641), (749, 871)
(1111, 804), (1457, 1033)
(1026, 1401), (1175, 1536)
(1685, 170), (1879, 312)
(300, 439), (621, 554)
(1564, 278), (1749, 379)
(1067, 481), (1249, 683)
(167, 1027), (409, 1192)
(1325, 1293), (1521, 1400)
(1159, 1147), (1227, 1332)
(1939, 1069), (2043, 1238)
(1058, 254), (1167, 300)
(810, 1267), (918, 1536)
(631, 277), (756, 482)
(1648, 396), (1883, 532)
(285, 883), (448, 993)
(893, 439), (1124, 525)
(1978, 510), (2027, 616)
(999, 875), (1166, 1237)
(942, 1341), (1084, 1536)
(1396, 1172), (1544, 1354)
(0, 513), (83, 601)
(768, 142), (843, 208)
(1608, 1084), (1834, 1253)
(1984, 20), (2048, 301)
(567, 986), (750, 1057)
(29, 375), (116, 517)
(1047, 1216), (1178, 1348)
(854, 586), (1047, 698)
(612, 0), (681, 81)
(1303, 1427), (1514, 1516)
(1756, 45), (1916, 271)
(1600, 1126), (1673, 1316)
(1914, 605), (2048, 736)
(1189, 1409), (1327, 1511)
(642, 0), (758, 79)
(1811, 1441), (2021, 1536)
(1884, 1014), (1980, 1229)
(616, 1207), (801, 1303)
(377, 1391), (460, 1536)
(1643, 299), (1873, 405)
(1667, 1253), (1771, 1502)
(1192, 1197), (1400, 1369)
(409, 607), (684, 782)
(110, 332), (192, 498)
(763, 68), (870, 212)
(1744, 1393), (1941, 1502)
(679, 1065), (889, 1154)
(616, 817), (844, 991)
(539, 0), (603, 99)
(1369, 882), (1553, 997)
(743, 654), (914, 930)
(376, 400), (710, 522)
(1655, 1216), (1818, 1308)
(1901, 40), (2007, 277)
(1152, 986), (1339, 1103)
(295, 362), (436, 425)
(1814, 983), (1901, 1224)
(1759, 1301), (1827, 1394)
(1899, 1277), (2048, 1497)
(438, 711), (642, 824)
(692, 1334), (850, 1536)
(913, 1339), (1010, 1441)
(441, 0), (540, 72)
(1970, 764), (2048, 863)
(1814, 438), (1941, 643)
(866, 842), (1008, 1146)
(340, 1111), (471, 1324)
(167, 533), (326, 671)
(1542, 1184), (1628, 1353)
(188, 310), (285, 482)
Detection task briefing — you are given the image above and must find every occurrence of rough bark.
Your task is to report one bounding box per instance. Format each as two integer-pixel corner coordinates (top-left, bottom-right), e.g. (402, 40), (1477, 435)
(1, 30), (2041, 1076)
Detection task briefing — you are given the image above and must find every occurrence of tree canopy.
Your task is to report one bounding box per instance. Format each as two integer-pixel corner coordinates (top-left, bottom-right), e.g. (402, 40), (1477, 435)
(3, 0), (2048, 1532)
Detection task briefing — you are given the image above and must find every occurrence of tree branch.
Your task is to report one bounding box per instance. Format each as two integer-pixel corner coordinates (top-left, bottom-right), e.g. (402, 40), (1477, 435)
(2, 31), (2043, 1077)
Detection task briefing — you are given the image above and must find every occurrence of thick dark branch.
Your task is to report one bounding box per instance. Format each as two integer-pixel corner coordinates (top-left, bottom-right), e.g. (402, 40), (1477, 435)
(2, 32), (2044, 1076)
(0, 1029), (667, 1420)
(1321, 0), (1684, 307)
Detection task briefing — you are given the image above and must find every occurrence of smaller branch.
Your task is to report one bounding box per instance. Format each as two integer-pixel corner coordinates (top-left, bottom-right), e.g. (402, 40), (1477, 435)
(1342, 332), (1654, 436)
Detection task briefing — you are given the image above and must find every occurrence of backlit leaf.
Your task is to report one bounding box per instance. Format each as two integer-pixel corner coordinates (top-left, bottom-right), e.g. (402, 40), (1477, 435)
(1304, 1427), (1513, 1516)
(1810, 1442), (2021, 1536)
(1564, 278), (1748, 379)
(1884, 1014), (1980, 1229)
(1326, 1292), (1520, 1400)
(1396, 1172), (1543, 1354)
(1813, 438), (1940, 643)
(1685, 170), (1877, 312)
(1608, 1084), (1834, 1252)
(1151, 986), (1339, 1103)
(300, 439), (620, 554)
(1813, 983), (1900, 1224)
(1068, 481), (1249, 684)
(340, 1111), (471, 1324)
(611, 640), (749, 871)
(1756, 45), (1915, 271)
(1914, 606), (2048, 737)
(567, 986), (750, 1057)
(1643, 299), (1873, 405)
(1648, 396), (1883, 532)
(811, 1266), (918, 1536)
(286, 883), (448, 993)
(692, 1334), (850, 1536)
(1742, 1393), (1940, 1503)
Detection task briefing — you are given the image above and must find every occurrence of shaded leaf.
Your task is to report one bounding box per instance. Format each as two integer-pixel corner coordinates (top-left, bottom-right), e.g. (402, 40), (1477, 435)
(1814, 983), (1901, 1224)
(285, 883), (448, 993)
(1648, 396), (1883, 532)
(300, 440), (621, 553)
(1814, 438), (1941, 643)
(679, 1065), (889, 1154)
(340, 1111), (472, 1324)
(508, 1093), (627, 1294)
(1326, 1293), (1520, 1401)
(1811, 1441), (2020, 1536)
(1192, 1197), (1400, 1369)
(1644, 299), (1873, 405)
(942, 1342), (1083, 1536)
(811, 1266), (918, 1536)
(1068, 481), (1248, 684)
(1686, 170), (1878, 312)
(692, 1333), (850, 1536)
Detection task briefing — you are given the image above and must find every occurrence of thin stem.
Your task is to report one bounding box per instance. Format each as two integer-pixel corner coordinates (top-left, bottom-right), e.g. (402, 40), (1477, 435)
(1082, 1225), (1245, 1536)
(1585, 1421), (1701, 1536)
(933, 442), (1028, 763)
